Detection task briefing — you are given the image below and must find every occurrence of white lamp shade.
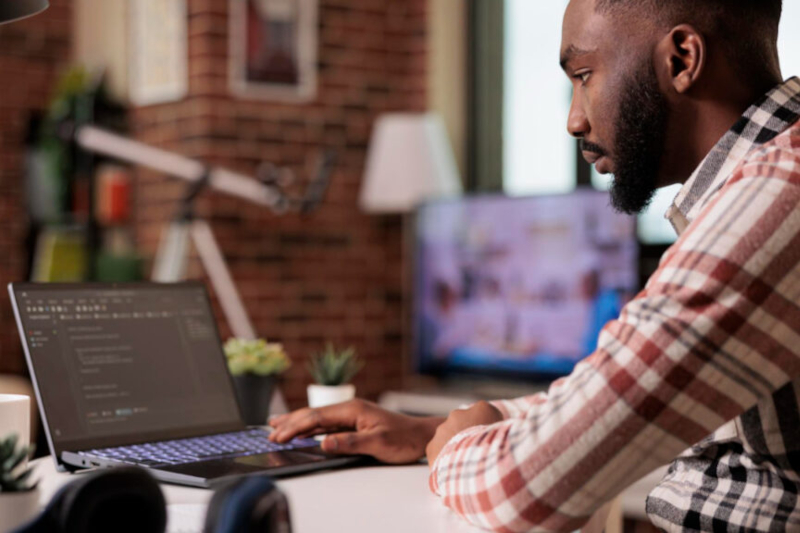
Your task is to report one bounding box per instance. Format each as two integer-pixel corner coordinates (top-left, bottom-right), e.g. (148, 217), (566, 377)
(360, 113), (462, 214)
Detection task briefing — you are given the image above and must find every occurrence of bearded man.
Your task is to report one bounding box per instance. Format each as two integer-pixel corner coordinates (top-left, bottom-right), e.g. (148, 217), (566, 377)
(272, 1), (800, 531)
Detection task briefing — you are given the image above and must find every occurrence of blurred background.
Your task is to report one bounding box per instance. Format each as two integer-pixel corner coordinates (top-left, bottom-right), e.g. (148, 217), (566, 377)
(0, 0), (798, 412)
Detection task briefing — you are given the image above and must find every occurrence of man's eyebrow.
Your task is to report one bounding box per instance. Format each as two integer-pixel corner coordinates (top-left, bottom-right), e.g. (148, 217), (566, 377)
(560, 45), (594, 71)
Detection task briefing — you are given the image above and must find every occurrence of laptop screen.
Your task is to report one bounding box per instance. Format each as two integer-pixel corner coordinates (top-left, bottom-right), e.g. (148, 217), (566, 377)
(9, 283), (244, 455)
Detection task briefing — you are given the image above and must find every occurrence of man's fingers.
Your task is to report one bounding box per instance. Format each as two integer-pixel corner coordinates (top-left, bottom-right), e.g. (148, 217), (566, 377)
(283, 426), (352, 440)
(321, 431), (381, 456)
(268, 414), (288, 426)
(321, 430), (420, 464)
(269, 401), (363, 443)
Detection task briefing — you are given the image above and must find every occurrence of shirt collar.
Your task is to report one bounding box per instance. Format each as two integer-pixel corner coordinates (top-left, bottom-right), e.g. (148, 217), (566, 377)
(665, 77), (800, 234)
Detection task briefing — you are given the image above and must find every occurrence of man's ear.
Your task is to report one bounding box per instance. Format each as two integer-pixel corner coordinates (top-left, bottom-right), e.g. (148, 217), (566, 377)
(655, 24), (706, 94)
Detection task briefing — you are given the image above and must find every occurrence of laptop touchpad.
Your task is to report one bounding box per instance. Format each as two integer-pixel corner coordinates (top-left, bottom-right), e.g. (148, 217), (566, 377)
(235, 451), (328, 469)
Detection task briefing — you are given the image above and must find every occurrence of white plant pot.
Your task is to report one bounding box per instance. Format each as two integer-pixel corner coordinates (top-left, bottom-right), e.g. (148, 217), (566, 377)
(307, 384), (356, 408)
(0, 488), (40, 531)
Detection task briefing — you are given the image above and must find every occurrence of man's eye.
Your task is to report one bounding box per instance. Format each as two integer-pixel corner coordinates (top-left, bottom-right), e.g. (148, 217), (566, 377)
(576, 72), (591, 84)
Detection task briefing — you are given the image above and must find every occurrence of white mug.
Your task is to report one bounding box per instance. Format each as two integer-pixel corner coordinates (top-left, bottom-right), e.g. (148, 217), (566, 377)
(0, 394), (31, 463)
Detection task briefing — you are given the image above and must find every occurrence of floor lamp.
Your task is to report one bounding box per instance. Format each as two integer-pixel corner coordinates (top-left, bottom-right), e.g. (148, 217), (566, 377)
(68, 125), (335, 414)
(359, 113), (462, 386)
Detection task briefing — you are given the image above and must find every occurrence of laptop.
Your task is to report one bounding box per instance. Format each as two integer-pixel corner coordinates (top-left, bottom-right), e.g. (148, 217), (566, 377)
(9, 282), (361, 488)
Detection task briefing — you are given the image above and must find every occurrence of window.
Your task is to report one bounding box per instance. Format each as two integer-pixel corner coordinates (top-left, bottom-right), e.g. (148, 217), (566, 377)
(503, 0), (574, 196)
(778, 2), (800, 83)
(498, 1), (800, 244)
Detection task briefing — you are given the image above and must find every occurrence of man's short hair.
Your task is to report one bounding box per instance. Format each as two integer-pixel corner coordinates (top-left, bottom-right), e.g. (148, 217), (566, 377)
(596, 0), (783, 79)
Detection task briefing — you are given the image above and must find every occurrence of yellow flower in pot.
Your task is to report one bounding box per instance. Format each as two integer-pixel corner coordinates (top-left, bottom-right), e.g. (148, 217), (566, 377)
(224, 339), (290, 426)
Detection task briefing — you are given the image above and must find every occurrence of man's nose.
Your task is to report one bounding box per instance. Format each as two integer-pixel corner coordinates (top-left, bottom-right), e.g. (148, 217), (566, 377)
(567, 95), (589, 139)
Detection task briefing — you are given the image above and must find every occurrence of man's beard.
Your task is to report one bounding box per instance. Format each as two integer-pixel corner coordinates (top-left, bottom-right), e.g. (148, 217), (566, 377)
(606, 60), (669, 215)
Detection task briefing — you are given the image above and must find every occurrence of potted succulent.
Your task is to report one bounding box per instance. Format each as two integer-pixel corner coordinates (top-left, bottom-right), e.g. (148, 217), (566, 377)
(224, 338), (291, 426)
(307, 345), (363, 408)
(0, 434), (38, 531)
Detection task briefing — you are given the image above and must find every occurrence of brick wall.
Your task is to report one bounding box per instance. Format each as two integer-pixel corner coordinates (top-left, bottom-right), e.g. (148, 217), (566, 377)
(132, 0), (428, 408)
(0, 1), (73, 374)
(0, 0), (427, 407)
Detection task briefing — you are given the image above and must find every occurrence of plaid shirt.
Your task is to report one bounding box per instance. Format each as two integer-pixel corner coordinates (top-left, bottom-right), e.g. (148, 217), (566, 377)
(429, 77), (800, 533)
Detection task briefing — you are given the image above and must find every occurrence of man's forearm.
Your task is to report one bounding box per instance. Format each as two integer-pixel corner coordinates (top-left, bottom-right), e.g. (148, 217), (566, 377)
(425, 402), (505, 465)
(417, 416), (446, 445)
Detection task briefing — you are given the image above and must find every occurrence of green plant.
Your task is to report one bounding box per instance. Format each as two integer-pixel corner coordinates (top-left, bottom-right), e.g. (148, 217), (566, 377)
(0, 434), (36, 493)
(307, 344), (363, 386)
(224, 338), (291, 377)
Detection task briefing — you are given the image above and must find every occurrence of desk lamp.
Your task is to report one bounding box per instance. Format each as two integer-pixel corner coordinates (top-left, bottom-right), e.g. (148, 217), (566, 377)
(70, 126), (334, 340)
(62, 126), (333, 418)
(0, 0), (49, 24)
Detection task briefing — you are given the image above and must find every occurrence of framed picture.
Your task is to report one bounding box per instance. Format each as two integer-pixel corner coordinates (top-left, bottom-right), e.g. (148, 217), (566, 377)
(229, 0), (319, 102)
(129, 0), (188, 106)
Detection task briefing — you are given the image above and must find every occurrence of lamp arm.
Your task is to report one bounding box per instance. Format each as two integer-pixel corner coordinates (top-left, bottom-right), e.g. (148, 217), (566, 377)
(75, 125), (285, 209)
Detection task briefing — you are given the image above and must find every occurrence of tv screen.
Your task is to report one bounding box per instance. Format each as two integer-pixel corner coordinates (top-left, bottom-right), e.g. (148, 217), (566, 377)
(414, 191), (639, 381)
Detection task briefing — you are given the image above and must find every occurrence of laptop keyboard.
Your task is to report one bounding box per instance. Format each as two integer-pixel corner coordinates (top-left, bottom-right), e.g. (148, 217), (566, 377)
(80, 429), (319, 467)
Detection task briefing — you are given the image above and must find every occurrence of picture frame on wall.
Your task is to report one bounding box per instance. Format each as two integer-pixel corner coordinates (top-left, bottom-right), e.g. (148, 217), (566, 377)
(129, 0), (188, 106)
(229, 0), (319, 102)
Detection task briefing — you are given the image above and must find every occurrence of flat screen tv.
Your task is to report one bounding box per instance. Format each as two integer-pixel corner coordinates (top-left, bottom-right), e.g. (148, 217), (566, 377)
(413, 190), (639, 381)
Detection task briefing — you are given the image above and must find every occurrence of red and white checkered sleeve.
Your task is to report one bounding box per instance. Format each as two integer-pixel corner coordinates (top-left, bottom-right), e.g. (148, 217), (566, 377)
(490, 391), (550, 419)
(428, 148), (800, 532)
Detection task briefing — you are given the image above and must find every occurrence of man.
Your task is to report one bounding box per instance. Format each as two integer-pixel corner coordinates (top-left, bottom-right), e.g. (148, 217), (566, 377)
(271, 0), (800, 530)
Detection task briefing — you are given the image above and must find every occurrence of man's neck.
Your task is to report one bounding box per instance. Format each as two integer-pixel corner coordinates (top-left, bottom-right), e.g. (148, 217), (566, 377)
(660, 75), (784, 188)
(698, 75), (783, 160)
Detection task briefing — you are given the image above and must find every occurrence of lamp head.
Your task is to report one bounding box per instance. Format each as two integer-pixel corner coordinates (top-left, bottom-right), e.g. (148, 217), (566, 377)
(0, 0), (49, 25)
(360, 113), (462, 214)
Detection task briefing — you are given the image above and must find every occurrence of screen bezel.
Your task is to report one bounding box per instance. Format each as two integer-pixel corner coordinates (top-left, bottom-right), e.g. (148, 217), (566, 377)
(9, 281), (246, 462)
(411, 189), (640, 384)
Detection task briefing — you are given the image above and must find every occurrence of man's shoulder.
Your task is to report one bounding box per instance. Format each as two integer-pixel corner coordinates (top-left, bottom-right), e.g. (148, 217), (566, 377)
(680, 119), (800, 251)
(735, 118), (800, 187)
(760, 117), (800, 157)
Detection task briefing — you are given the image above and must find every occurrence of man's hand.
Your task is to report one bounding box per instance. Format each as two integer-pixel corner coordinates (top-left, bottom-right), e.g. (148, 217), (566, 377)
(269, 399), (444, 464)
(426, 401), (503, 467)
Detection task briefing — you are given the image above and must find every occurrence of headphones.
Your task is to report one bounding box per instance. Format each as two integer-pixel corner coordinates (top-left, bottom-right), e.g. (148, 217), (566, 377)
(15, 467), (166, 533)
(13, 467), (291, 533)
(204, 475), (292, 533)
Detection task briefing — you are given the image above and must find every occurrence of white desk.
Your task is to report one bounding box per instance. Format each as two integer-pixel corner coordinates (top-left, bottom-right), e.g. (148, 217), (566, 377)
(32, 457), (666, 532)
(31, 457), (485, 533)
